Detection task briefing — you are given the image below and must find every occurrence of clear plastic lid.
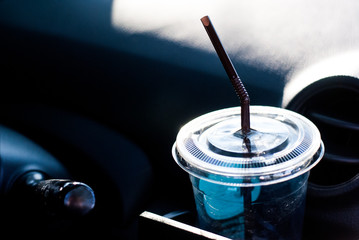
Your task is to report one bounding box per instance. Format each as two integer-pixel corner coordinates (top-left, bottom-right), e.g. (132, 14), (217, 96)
(172, 106), (324, 186)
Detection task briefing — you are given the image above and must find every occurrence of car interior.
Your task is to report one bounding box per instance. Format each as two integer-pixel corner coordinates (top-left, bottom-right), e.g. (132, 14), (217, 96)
(0, 1), (358, 239)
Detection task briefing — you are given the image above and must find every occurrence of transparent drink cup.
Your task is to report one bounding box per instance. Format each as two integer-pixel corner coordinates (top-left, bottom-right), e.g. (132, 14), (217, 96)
(172, 106), (324, 239)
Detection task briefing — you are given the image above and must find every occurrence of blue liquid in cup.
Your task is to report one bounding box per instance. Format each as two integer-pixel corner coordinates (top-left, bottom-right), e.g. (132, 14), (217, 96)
(173, 107), (324, 239)
(190, 173), (309, 239)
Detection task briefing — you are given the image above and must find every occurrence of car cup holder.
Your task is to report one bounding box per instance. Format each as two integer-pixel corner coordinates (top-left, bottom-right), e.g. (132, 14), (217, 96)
(285, 75), (359, 239)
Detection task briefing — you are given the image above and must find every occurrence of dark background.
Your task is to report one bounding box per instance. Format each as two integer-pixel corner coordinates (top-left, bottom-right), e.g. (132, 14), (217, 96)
(0, 1), (358, 239)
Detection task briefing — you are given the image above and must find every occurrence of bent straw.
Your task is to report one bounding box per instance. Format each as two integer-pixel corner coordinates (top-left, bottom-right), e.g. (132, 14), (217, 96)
(201, 16), (251, 135)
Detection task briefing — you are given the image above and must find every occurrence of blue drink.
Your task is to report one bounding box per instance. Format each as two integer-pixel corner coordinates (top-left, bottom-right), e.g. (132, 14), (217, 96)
(191, 173), (308, 239)
(173, 106), (324, 239)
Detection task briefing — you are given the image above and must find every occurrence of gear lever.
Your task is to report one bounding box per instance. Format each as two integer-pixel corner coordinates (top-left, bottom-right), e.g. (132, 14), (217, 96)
(17, 171), (95, 216)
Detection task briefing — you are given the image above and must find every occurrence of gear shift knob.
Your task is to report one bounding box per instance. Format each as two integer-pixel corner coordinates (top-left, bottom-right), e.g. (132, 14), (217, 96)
(19, 171), (95, 215)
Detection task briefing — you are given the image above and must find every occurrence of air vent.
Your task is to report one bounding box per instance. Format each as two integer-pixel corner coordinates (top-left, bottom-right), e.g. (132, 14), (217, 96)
(287, 76), (359, 186)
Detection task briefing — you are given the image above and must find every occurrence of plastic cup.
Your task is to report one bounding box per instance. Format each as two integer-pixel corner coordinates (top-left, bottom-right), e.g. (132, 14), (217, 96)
(172, 106), (324, 239)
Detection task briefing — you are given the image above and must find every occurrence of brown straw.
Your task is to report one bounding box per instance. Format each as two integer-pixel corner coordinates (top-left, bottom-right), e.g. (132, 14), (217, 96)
(201, 16), (250, 135)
